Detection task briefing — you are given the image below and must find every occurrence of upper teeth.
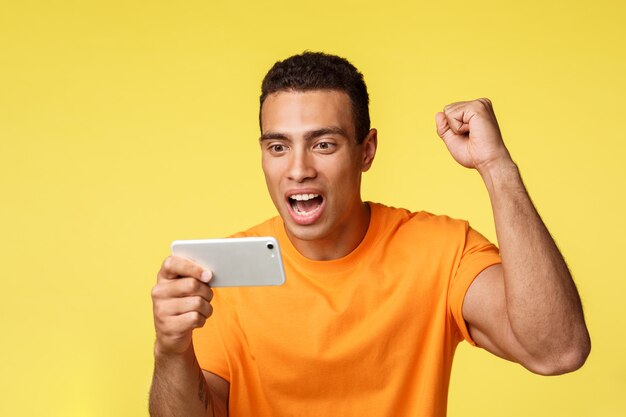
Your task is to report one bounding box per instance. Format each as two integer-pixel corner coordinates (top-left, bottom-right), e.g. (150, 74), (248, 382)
(290, 193), (319, 201)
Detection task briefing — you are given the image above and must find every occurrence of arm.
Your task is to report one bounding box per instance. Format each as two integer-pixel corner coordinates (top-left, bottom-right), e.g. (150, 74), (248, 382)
(150, 347), (229, 417)
(149, 256), (229, 416)
(436, 99), (591, 375)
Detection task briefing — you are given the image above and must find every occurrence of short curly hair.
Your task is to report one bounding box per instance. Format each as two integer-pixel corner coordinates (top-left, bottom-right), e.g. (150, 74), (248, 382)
(260, 51), (371, 144)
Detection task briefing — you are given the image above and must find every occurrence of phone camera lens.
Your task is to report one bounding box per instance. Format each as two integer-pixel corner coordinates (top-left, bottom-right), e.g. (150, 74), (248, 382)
(266, 242), (274, 250)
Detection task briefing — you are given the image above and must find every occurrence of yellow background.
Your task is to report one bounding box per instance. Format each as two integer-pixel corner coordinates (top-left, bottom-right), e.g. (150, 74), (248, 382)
(1, 0), (624, 415)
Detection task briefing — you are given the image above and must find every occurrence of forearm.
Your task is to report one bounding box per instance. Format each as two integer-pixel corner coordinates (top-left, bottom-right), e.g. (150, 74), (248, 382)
(149, 346), (216, 417)
(481, 160), (590, 373)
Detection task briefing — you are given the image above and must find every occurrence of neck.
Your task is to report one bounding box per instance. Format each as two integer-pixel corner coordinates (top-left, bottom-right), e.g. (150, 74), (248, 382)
(286, 201), (371, 261)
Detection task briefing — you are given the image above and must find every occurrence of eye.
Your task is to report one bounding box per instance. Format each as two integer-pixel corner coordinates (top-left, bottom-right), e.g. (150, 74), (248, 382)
(268, 143), (287, 154)
(314, 141), (335, 152)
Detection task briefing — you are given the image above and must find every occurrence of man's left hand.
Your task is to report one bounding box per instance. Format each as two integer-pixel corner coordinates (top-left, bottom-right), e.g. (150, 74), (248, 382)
(435, 98), (512, 173)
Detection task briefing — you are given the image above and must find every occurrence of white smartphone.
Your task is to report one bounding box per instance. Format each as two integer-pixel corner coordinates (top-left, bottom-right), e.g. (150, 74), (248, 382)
(170, 237), (286, 287)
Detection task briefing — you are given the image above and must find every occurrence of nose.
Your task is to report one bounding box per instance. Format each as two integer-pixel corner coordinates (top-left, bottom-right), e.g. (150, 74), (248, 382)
(287, 148), (316, 183)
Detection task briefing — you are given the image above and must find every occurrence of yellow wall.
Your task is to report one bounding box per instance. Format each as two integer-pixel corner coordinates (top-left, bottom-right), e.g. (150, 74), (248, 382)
(1, 1), (624, 415)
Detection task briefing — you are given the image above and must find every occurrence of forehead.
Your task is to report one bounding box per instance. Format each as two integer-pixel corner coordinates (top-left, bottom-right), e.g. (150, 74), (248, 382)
(260, 90), (355, 137)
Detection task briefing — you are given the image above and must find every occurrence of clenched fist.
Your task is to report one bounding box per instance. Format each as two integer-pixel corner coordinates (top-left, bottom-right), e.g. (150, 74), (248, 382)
(435, 98), (513, 173)
(152, 256), (214, 356)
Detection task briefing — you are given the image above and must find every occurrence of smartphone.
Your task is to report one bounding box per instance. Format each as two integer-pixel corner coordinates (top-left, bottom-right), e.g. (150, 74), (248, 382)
(170, 237), (286, 287)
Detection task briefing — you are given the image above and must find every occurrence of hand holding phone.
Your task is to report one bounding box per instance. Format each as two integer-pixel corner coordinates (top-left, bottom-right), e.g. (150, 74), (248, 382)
(152, 256), (214, 355)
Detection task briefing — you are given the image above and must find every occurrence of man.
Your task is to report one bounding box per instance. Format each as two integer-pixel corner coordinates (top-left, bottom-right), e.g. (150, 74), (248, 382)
(149, 52), (590, 417)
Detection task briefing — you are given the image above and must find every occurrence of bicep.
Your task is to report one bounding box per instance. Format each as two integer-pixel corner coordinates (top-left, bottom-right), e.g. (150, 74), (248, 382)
(202, 370), (230, 417)
(462, 264), (533, 365)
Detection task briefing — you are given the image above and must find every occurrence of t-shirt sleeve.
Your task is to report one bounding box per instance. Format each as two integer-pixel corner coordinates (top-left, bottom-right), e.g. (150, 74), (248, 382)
(192, 292), (231, 382)
(448, 224), (501, 345)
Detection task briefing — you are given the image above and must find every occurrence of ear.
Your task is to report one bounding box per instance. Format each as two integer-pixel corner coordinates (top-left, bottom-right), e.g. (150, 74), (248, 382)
(360, 128), (378, 172)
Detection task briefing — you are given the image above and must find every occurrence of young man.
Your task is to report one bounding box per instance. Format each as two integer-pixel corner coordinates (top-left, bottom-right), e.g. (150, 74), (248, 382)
(149, 52), (590, 417)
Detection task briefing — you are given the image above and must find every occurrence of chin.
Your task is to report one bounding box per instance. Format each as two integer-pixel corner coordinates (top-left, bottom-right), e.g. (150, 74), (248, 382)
(284, 221), (327, 242)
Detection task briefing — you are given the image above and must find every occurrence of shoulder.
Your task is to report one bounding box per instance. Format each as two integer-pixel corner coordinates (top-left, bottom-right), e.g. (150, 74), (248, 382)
(367, 202), (478, 256)
(370, 202), (470, 236)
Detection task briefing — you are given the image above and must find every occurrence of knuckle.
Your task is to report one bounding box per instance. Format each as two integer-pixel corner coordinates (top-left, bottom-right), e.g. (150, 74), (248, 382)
(196, 314), (208, 328)
(188, 311), (202, 325)
(162, 256), (174, 271)
(191, 295), (204, 309)
(476, 97), (491, 109)
(154, 313), (167, 327)
(192, 263), (204, 277)
(156, 318), (174, 334)
(186, 278), (200, 293)
(154, 301), (170, 318)
(151, 284), (163, 299)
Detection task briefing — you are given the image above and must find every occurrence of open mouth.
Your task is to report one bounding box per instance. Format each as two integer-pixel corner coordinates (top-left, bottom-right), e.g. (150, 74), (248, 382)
(288, 193), (324, 219)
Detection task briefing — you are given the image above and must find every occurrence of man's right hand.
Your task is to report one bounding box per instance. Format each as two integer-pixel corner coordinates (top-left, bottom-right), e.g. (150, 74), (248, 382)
(152, 256), (214, 355)
(150, 256), (229, 417)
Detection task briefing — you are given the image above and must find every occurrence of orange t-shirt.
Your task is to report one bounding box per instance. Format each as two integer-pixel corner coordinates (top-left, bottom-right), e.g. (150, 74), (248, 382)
(192, 202), (501, 417)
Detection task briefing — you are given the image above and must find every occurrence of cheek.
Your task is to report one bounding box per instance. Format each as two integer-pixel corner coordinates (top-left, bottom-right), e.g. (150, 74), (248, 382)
(337, 157), (362, 179)
(330, 165), (361, 193)
(262, 160), (284, 192)
(261, 167), (284, 209)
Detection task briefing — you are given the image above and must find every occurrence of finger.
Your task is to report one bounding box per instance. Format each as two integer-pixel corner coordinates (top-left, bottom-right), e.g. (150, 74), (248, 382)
(435, 112), (450, 139)
(158, 311), (208, 335)
(443, 100), (469, 114)
(156, 296), (214, 319)
(152, 277), (214, 302)
(476, 97), (493, 111)
(436, 111), (468, 144)
(475, 98), (500, 126)
(158, 256), (212, 283)
(178, 311), (208, 330)
(443, 107), (471, 135)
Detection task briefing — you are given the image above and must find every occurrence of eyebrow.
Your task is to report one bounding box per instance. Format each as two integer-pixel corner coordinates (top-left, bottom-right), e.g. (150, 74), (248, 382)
(259, 127), (349, 142)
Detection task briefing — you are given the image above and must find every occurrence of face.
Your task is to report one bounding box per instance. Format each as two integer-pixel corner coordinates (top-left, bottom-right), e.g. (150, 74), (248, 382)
(259, 90), (376, 244)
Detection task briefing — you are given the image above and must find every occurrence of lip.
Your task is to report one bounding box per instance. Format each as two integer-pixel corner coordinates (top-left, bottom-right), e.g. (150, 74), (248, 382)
(285, 188), (325, 225)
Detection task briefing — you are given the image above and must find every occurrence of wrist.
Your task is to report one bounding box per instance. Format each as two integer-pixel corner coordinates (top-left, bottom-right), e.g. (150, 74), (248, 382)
(154, 342), (196, 364)
(478, 158), (523, 195)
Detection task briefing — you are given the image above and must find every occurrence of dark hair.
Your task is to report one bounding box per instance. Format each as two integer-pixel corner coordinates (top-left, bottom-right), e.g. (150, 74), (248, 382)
(260, 51), (370, 143)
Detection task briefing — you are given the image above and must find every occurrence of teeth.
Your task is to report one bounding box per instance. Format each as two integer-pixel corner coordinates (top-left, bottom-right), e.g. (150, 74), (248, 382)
(290, 193), (319, 201)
